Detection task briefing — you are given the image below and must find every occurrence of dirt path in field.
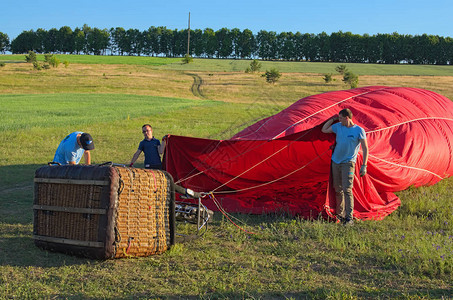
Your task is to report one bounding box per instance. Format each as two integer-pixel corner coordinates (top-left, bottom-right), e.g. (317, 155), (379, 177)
(187, 73), (206, 98)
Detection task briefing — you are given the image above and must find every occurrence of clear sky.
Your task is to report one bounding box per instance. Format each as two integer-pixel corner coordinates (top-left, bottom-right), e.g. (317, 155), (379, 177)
(1, 0), (452, 40)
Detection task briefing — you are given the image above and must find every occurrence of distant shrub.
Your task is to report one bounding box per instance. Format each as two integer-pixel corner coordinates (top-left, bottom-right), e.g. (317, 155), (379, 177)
(182, 54), (193, 64)
(323, 73), (335, 83)
(44, 53), (53, 63)
(263, 68), (281, 84)
(246, 59), (262, 73)
(49, 56), (60, 68)
(63, 60), (69, 68)
(25, 51), (37, 63)
(32, 61), (41, 70)
(43, 54), (60, 68)
(0, 62), (5, 67)
(335, 64), (347, 75)
(343, 71), (359, 88)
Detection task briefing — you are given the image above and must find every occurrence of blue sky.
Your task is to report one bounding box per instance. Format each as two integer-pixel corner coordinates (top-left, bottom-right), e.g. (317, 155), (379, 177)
(1, 0), (452, 40)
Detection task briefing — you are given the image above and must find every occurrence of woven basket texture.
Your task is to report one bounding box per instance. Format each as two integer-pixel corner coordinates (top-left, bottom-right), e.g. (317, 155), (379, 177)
(34, 165), (172, 259)
(114, 167), (171, 258)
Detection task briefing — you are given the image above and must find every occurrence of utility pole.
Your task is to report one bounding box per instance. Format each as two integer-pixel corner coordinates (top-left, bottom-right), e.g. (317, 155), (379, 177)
(187, 12), (191, 56)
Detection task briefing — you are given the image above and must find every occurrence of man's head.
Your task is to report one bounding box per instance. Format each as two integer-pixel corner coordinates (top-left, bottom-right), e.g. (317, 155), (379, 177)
(80, 133), (95, 150)
(142, 124), (153, 140)
(339, 108), (353, 119)
(338, 108), (353, 126)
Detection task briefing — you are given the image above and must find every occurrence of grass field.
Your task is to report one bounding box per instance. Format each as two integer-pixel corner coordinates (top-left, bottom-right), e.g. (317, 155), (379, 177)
(3, 54), (453, 75)
(0, 55), (452, 299)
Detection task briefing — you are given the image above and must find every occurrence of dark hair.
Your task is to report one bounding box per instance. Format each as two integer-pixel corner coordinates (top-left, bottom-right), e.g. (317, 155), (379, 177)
(339, 108), (353, 119)
(142, 124), (152, 130)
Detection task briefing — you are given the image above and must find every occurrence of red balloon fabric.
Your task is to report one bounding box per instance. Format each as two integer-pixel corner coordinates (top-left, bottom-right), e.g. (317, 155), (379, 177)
(164, 86), (453, 220)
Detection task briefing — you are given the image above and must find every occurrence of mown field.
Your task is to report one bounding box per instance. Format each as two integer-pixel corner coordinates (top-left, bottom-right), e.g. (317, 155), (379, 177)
(0, 55), (452, 299)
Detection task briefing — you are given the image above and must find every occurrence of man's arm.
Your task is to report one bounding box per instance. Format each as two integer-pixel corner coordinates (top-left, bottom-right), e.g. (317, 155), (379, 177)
(321, 115), (338, 133)
(158, 137), (167, 155)
(84, 150), (91, 165)
(360, 138), (369, 176)
(360, 138), (369, 165)
(129, 149), (142, 166)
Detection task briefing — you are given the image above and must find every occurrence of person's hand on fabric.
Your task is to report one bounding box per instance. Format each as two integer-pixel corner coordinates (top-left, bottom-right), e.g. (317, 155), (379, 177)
(360, 165), (367, 177)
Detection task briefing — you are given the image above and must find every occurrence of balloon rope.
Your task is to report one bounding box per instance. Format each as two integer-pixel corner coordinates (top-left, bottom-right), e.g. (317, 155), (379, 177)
(367, 117), (453, 133)
(209, 193), (256, 235)
(270, 87), (387, 140)
(368, 154), (444, 180)
(211, 148), (331, 194)
(176, 87), (387, 186)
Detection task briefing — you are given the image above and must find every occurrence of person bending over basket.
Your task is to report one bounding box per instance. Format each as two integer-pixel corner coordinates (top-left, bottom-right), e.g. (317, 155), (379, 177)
(129, 124), (166, 170)
(53, 132), (94, 165)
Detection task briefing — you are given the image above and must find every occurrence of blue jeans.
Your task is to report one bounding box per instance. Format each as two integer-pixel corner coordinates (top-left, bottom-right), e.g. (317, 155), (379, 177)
(331, 161), (355, 220)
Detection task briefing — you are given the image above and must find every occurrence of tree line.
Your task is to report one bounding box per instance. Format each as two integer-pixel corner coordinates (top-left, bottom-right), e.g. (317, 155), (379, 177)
(2, 25), (453, 64)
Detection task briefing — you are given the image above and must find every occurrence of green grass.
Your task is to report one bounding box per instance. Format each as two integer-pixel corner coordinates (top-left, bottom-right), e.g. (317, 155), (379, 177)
(0, 54), (181, 66)
(2, 54), (453, 75)
(0, 94), (214, 131)
(158, 59), (453, 76)
(0, 59), (452, 299)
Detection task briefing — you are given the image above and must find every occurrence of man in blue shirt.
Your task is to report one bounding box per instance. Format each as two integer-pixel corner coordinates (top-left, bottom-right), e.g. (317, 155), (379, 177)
(53, 132), (94, 165)
(129, 124), (166, 169)
(322, 108), (368, 225)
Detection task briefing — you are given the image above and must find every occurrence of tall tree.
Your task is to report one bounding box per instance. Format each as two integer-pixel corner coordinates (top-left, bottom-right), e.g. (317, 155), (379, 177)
(159, 27), (173, 57)
(58, 26), (74, 54)
(257, 30), (277, 60)
(10, 30), (37, 53)
(73, 28), (86, 54)
(292, 32), (306, 61)
(316, 32), (330, 62)
(237, 29), (255, 59)
(230, 28), (241, 58)
(143, 27), (157, 56)
(43, 28), (59, 53)
(203, 28), (216, 58)
(86, 27), (109, 55)
(0, 32), (9, 53)
(216, 27), (233, 58)
(126, 28), (143, 55)
(191, 29), (204, 57)
(110, 27), (125, 55)
(277, 31), (295, 60)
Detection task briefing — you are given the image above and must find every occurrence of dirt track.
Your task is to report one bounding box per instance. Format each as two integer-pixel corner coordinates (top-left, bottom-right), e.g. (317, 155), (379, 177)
(186, 73), (206, 98)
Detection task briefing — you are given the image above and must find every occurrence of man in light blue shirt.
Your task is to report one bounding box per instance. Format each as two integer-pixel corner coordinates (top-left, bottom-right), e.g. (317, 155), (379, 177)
(322, 108), (368, 225)
(53, 132), (94, 165)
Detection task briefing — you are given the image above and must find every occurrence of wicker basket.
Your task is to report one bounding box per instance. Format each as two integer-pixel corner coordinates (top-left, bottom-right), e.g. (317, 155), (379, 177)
(33, 164), (175, 259)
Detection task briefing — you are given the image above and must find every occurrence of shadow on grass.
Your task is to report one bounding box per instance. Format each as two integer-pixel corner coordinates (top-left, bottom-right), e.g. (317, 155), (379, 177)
(67, 288), (453, 300)
(0, 164), (96, 267)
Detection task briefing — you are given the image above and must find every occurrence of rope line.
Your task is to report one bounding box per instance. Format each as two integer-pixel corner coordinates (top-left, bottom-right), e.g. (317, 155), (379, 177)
(174, 87), (450, 198)
(209, 193), (256, 235)
(208, 193), (248, 225)
(176, 126), (316, 185)
(368, 154), (444, 180)
(270, 87), (388, 140)
(174, 139), (224, 184)
(211, 148), (331, 194)
(193, 88), (385, 192)
(176, 88), (381, 185)
(365, 116), (453, 179)
(366, 117), (453, 134)
(210, 140), (298, 193)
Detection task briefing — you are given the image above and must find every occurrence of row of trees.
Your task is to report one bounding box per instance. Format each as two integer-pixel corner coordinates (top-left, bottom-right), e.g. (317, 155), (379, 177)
(2, 25), (453, 64)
